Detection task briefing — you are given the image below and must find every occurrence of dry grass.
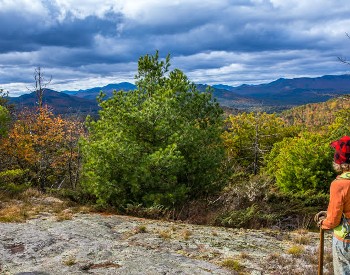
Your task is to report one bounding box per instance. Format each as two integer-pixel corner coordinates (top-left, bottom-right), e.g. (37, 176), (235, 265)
(63, 256), (77, 266)
(171, 225), (177, 231)
(303, 251), (318, 265)
(220, 258), (244, 272)
(239, 252), (251, 259)
(265, 246), (334, 275)
(121, 225), (148, 239)
(266, 252), (280, 261)
(181, 229), (192, 240)
(134, 225), (147, 233)
(158, 229), (172, 239)
(0, 199), (54, 223)
(19, 188), (43, 201)
(0, 187), (92, 223)
(70, 205), (92, 214)
(56, 210), (74, 222)
(287, 245), (305, 257)
(47, 202), (68, 214)
(324, 249), (333, 265)
(268, 252), (294, 264)
(294, 234), (311, 245)
(291, 229), (311, 245)
(0, 205), (28, 222)
(293, 228), (309, 235)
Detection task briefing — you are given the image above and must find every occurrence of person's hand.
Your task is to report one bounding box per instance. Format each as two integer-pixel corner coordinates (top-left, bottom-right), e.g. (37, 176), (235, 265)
(314, 211), (327, 227)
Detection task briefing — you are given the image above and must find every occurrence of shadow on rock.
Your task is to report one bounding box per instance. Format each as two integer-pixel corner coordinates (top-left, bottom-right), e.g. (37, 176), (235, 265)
(15, 272), (51, 275)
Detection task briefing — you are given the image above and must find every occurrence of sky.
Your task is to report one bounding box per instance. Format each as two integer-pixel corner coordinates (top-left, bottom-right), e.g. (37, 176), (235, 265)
(1, 0), (350, 96)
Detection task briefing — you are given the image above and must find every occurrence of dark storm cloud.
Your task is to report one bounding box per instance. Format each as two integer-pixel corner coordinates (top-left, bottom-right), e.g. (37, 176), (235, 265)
(0, 11), (122, 53)
(116, 3), (341, 58)
(1, 0), (350, 95)
(32, 15), (122, 48)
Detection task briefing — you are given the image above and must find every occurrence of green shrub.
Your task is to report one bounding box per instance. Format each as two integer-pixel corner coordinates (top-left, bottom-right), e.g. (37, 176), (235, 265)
(0, 169), (30, 196)
(265, 133), (335, 194)
(0, 105), (10, 137)
(216, 190), (329, 230)
(264, 191), (329, 229)
(0, 169), (28, 183)
(217, 204), (259, 228)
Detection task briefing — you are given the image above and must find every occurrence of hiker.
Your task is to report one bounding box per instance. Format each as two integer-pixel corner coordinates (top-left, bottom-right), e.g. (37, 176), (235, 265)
(315, 136), (350, 274)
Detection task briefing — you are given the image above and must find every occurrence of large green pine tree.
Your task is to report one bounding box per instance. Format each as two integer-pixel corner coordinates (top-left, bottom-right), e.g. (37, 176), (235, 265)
(81, 52), (225, 208)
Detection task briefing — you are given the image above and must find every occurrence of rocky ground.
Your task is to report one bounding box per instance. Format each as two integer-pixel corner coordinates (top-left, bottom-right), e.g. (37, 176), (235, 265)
(0, 207), (334, 275)
(0, 191), (335, 275)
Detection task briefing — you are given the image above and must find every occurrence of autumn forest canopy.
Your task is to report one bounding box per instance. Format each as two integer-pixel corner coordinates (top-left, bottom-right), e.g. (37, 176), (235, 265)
(1, 52), (350, 229)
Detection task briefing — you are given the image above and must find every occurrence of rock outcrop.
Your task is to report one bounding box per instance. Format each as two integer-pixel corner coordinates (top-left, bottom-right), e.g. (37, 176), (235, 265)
(0, 213), (333, 274)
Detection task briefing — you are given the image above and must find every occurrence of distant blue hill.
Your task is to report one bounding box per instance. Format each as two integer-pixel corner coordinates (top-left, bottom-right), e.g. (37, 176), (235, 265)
(9, 74), (350, 115)
(62, 82), (256, 107)
(62, 82), (136, 100)
(216, 74), (350, 105)
(212, 84), (235, 91)
(62, 74), (350, 108)
(9, 89), (99, 115)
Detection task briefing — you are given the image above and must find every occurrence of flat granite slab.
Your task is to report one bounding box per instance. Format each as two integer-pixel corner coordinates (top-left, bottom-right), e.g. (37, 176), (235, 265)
(0, 213), (333, 274)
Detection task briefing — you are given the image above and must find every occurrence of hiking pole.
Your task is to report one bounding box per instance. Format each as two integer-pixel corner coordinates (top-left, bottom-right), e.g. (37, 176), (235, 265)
(318, 227), (324, 275)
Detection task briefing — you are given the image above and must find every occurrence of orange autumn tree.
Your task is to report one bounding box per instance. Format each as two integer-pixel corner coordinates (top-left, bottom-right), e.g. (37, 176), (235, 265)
(0, 107), (84, 191)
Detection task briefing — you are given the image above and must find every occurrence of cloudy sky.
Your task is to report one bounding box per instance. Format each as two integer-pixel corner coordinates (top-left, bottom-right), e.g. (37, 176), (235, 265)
(1, 0), (350, 96)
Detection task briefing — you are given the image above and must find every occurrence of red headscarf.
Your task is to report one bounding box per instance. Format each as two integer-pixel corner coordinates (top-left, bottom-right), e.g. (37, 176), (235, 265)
(331, 136), (350, 164)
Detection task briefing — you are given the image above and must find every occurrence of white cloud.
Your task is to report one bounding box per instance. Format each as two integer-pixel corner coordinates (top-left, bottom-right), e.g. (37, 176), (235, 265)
(52, 0), (121, 20)
(0, 0), (46, 13)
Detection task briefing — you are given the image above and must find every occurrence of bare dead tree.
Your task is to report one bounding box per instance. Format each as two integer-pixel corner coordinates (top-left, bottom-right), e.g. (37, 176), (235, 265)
(338, 33), (350, 65)
(34, 67), (52, 109)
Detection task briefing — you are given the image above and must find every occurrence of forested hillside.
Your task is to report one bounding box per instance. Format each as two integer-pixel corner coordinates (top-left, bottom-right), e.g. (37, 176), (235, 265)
(281, 94), (350, 129)
(9, 89), (99, 115)
(0, 52), (349, 232)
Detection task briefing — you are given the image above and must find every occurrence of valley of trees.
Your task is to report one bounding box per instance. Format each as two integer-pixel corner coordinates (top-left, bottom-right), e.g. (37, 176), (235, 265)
(1, 52), (349, 229)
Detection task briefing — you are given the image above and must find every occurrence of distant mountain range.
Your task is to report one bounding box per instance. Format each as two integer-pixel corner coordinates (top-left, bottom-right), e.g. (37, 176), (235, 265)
(9, 89), (100, 115)
(62, 82), (136, 100)
(9, 74), (350, 114)
(218, 74), (350, 106)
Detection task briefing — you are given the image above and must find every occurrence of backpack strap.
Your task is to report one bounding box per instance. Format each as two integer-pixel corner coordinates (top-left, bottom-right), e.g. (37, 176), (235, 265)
(339, 172), (350, 180)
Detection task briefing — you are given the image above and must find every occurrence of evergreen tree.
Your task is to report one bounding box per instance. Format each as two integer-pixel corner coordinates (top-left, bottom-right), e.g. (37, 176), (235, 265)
(81, 52), (225, 208)
(0, 105), (10, 137)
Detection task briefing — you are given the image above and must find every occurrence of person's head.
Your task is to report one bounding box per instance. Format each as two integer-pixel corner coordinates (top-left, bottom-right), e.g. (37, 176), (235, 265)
(331, 136), (350, 173)
(333, 162), (350, 173)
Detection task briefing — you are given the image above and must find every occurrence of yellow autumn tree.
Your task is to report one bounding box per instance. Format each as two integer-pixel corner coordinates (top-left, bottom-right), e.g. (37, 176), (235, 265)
(0, 107), (84, 191)
(223, 112), (296, 175)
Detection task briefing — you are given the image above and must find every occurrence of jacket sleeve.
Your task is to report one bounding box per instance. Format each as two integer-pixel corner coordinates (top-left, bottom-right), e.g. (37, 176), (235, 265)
(322, 180), (344, 230)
